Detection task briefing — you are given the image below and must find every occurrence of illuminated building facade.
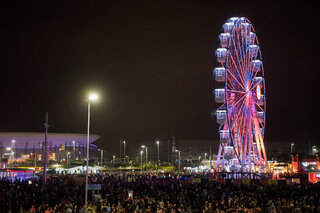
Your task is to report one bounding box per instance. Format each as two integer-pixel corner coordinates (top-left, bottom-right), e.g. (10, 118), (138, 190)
(0, 132), (100, 167)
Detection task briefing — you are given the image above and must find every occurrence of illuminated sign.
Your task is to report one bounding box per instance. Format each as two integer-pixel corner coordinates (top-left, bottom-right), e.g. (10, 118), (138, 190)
(256, 85), (261, 100)
(302, 162), (317, 167)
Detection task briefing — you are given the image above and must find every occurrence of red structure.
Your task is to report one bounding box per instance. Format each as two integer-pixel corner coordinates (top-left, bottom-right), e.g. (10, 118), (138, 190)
(292, 153), (318, 173)
(291, 154), (302, 173)
(308, 172), (320, 183)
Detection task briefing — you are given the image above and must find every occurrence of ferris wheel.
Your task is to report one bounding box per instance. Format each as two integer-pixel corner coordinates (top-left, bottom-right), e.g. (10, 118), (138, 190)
(214, 17), (268, 172)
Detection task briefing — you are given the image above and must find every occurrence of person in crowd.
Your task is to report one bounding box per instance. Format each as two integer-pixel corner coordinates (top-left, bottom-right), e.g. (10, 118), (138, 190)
(0, 172), (319, 212)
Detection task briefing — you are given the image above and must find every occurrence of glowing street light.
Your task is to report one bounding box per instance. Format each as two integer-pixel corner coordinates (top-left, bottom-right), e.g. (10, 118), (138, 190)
(84, 92), (98, 213)
(88, 93), (98, 101)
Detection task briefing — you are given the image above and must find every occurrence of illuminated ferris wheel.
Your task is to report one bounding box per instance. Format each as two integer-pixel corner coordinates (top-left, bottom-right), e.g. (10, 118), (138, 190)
(214, 17), (268, 172)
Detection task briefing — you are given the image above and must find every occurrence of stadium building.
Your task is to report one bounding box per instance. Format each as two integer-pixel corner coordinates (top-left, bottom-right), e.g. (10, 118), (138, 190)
(0, 132), (100, 167)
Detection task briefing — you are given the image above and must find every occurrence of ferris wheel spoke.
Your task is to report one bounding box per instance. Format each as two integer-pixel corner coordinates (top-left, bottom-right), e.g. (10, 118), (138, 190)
(228, 92), (246, 106)
(216, 102), (227, 111)
(231, 38), (246, 81)
(229, 54), (246, 85)
(227, 97), (246, 116)
(226, 69), (246, 91)
(233, 106), (246, 143)
(233, 108), (247, 161)
(249, 59), (261, 81)
(244, 120), (251, 161)
(226, 89), (246, 94)
(230, 101), (246, 130)
(244, 33), (251, 75)
(255, 102), (265, 111)
(257, 119), (265, 129)
(234, 30), (244, 66)
(236, 31), (247, 75)
(256, 111), (265, 128)
(237, 30), (248, 78)
(248, 80), (261, 92)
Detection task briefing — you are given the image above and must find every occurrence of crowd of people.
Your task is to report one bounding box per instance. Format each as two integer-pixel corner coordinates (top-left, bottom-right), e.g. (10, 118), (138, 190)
(0, 173), (320, 212)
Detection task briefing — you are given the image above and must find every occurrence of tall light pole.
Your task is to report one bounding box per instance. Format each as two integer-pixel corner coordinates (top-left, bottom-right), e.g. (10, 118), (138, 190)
(140, 150), (143, 172)
(73, 141), (76, 160)
(209, 146), (212, 170)
(113, 155), (115, 163)
(119, 139), (121, 163)
(67, 152), (70, 169)
(141, 145), (148, 171)
(100, 149), (103, 166)
(156, 141), (160, 164)
(123, 140), (126, 162)
(85, 93), (98, 213)
(11, 140), (15, 163)
(204, 153), (207, 161)
(6, 148), (12, 168)
(156, 141), (160, 173)
(291, 143), (294, 153)
(176, 150), (180, 174)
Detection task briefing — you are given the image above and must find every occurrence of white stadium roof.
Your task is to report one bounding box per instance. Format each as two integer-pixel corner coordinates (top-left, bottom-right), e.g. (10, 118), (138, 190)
(0, 132), (100, 148)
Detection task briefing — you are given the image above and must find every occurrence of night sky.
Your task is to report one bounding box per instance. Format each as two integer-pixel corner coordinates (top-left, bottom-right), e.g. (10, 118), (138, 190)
(1, 1), (319, 154)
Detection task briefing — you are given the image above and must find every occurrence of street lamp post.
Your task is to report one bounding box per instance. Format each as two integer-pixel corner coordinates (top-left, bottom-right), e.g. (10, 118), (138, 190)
(113, 155), (115, 163)
(11, 140), (15, 163)
(67, 152), (70, 169)
(141, 145), (148, 171)
(84, 93), (98, 213)
(176, 150), (180, 174)
(6, 148), (12, 168)
(156, 141), (160, 164)
(119, 139), (121, 163)
(73, 141), (76, 160)
(291, 143), (294, 153)
(100, 149), (103, 167)
(123, 141), (126, 162)
(156, 141), (160, 173)
(140, 150), (143, 172)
